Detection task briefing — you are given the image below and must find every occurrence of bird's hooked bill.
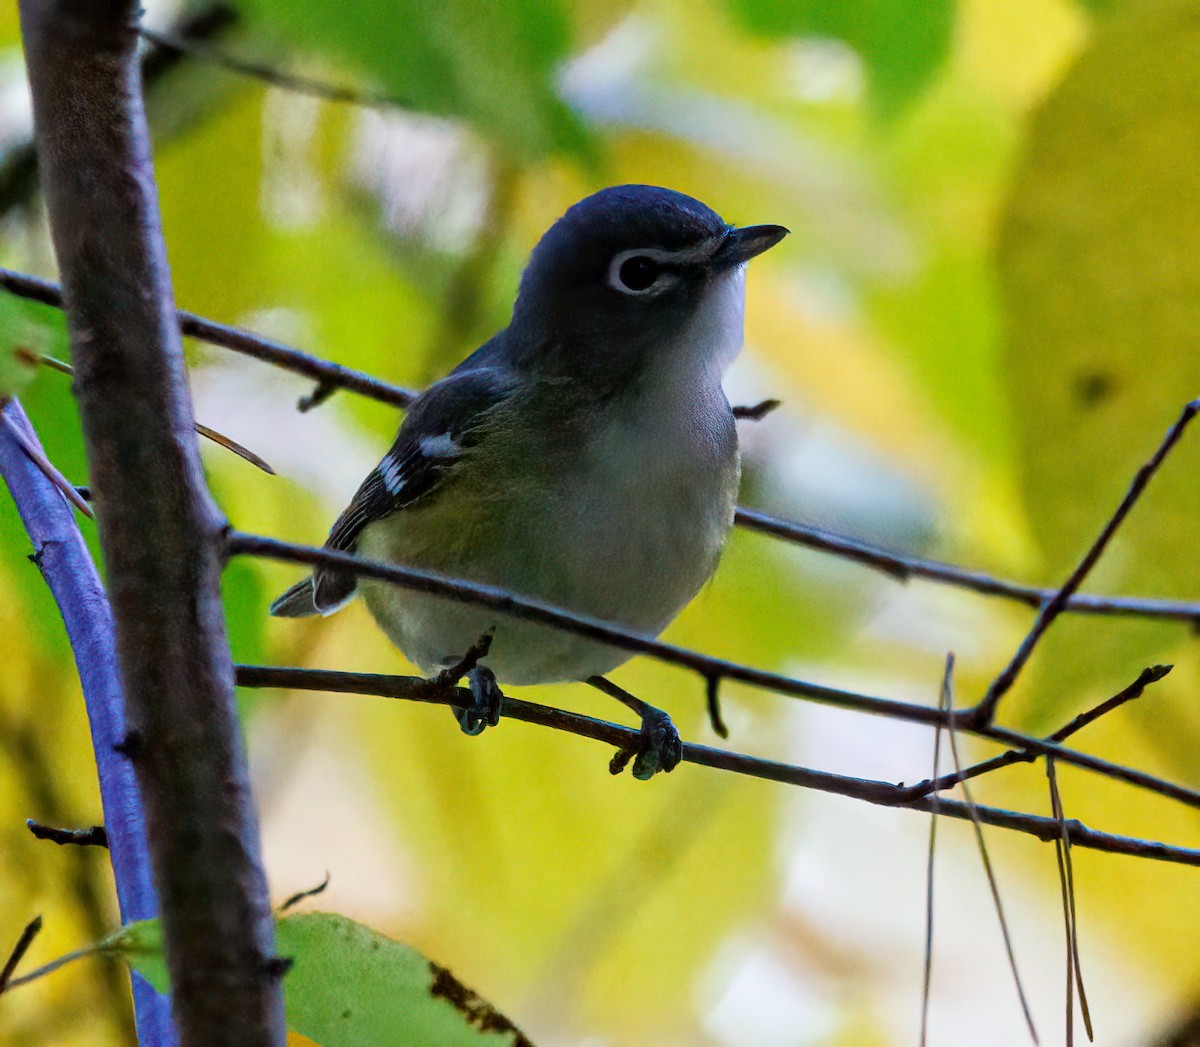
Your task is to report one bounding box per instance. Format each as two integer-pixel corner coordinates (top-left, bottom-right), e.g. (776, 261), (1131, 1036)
(715, 224), (790, 267)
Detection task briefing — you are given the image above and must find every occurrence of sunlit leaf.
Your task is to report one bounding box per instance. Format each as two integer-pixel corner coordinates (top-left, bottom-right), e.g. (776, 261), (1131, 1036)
(110, 913), (532, 1046)
(995, 0), (1200, 719)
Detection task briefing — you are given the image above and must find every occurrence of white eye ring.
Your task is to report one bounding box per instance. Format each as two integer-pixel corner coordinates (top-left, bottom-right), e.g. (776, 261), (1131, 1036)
(607, 247), (675, 295)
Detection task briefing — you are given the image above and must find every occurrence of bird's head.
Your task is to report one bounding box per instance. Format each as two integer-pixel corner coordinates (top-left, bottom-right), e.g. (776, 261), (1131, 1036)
(509, 185), (787, 391)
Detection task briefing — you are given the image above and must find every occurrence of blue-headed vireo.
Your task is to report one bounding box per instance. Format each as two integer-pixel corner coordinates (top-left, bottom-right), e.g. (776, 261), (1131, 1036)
(271, 185), (787, 778)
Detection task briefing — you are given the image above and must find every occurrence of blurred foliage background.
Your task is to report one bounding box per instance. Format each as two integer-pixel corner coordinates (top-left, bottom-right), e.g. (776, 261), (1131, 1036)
(2, 0), (1200, 1043)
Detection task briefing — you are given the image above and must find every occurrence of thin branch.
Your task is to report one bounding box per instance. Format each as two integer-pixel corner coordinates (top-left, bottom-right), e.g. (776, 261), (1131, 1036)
(231, 530), (1200, 810)
(4, 266), (1200, 626)
(37, 353), (275, 474)
(731, 398), (781, 421)
(234, 664), (1200, 867)
(0, 4), (239, 218)
(942, 656), (1039, 1045)
(734, 507), (1200, 624)
(18, 0), (283, 1040)
(26, 820), (109, 849)
(904, 665), (1172, 800)
(919, 666), (947, 1047)
(230, 529), (964, 727)
(1048, 760), (1093, 1042)
(277, 873), (331, 914)
(138, 25), (415, 111)
(0, 406), (93, 516)
(0, 916), (42, 995)
(705, 675), (729, 738)
(1, 942), (102, 994)
(0, 266), (416, 410)
(973, 400), (1200, 725)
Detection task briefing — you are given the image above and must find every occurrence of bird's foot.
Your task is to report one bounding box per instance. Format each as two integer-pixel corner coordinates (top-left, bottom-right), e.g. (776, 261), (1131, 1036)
(454, 664), (504, 736)
(433, 632), (504, 736)
(609, 706), (682, 780)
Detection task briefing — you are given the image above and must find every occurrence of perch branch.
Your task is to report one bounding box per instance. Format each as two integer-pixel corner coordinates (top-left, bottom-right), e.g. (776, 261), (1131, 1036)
(233, 664), (1200, 867)
(230, 531), (1200, 810)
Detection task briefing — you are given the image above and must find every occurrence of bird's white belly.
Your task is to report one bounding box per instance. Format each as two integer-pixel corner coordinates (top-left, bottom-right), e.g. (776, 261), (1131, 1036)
(357, 391), (738, 684)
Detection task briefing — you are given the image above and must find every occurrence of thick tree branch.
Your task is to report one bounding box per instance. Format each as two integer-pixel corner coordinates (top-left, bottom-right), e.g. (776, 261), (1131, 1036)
(0, 400), (173, 1042)
(17, 4), (283, 1044)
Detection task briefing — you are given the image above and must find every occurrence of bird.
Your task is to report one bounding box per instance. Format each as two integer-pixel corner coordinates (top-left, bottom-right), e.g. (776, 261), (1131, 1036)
(271, 184), (787, 778)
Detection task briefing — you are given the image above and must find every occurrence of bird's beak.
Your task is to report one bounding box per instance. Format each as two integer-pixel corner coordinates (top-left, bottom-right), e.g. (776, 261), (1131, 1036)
(714, 224), (789, 268)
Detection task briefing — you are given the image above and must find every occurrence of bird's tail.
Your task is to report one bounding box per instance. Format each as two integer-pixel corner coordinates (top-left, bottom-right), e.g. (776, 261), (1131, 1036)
(270, 577), (319, 618)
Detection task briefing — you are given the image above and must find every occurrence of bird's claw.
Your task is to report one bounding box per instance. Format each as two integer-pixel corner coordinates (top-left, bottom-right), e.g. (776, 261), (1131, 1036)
(610, 707), (682, 780)
(453, 664), (504, 736)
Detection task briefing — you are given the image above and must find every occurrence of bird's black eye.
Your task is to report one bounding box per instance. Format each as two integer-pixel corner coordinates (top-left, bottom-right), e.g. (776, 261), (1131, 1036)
(616, 255), (662, 292)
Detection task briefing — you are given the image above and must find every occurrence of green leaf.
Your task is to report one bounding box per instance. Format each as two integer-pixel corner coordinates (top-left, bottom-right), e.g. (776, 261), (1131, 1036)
(723, 0), (956, 118)
(0, 295), (57, 397)
(234, 0), (589, 161)
(0, 346), (31, 398)
(109, 913), (532, 1046)
(995, 0), (1200, 722)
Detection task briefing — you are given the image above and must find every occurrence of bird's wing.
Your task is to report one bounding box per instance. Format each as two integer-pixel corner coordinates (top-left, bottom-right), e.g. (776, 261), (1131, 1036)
(271, 366), (516, 617)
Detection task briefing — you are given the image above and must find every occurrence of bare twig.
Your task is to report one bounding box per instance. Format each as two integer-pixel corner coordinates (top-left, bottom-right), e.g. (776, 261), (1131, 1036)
(37, 354), (275, 474)
(193, 422), (275, 474)
(1048, 760), (1093, 1042)
(1, 941), (104, 994)
(26, 820), (108, 849)
(973, 400), (1200, 725)
(905, 665), (1173, 800)
(0, 406), (92, 517)
(0, 266), (416, 410)
(233, 664), (1200, 867)
(731, 398), (781, 421)
(941, 656), (1039, 1044)
(0, 916), (42, 995)
(138, 25), (415, 111)
(705, 675), (729, 739)
(231, 531), (1200, 809)
(3, 266), (1199, 626)
(18, 0), (283, 1040)
(278, 873), (331, 914)
(734, 507), (1200, 624)
(919, 667), (947, 1047)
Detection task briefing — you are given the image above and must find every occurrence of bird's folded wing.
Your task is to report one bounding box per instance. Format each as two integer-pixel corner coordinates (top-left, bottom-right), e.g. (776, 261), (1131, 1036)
(271, 366), (516, 617)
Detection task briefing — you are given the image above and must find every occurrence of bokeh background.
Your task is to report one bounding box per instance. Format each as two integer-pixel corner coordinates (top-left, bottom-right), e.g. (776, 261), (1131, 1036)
(3, 0), (1200, 1043)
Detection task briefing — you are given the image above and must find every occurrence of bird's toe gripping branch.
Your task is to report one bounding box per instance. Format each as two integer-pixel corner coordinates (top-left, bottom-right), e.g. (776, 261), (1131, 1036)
(456, 664), (504, 736)
(433, 632), (504, 736)
(610, 705), (683, 780)
(589, 675), (683, 780)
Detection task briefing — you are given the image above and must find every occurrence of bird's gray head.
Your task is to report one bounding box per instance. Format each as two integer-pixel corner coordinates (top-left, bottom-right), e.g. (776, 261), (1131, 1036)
(508, 185), (787, 393)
